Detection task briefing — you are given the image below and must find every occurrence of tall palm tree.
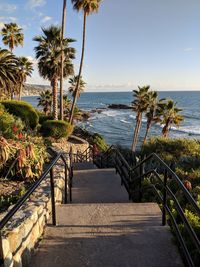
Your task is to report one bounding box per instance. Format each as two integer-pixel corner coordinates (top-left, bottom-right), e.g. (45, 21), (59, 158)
(68, 75), (86, 98)
(142, 91), (159, 146)
(0, 48), (18, 99)
(131, 85), (151, 152)
(158, 99), (184, 138)
(37, 90), (52, 115)
(33, 25), (75, 120)
(69, 0), (102, 124)
(1, 23), (24, 53)
(60, 0), (67, 120)
(17, 57), (33, 100)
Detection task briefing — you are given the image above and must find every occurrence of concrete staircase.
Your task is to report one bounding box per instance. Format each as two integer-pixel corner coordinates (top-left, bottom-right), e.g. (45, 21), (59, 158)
(30, 163), (183, 267)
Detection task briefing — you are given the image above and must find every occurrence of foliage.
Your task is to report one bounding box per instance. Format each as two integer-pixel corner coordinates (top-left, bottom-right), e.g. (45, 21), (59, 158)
(131, 85), (151, 151)
(41, 120), (73, 139)
(37, 111), (54, 125)
(16, 56), (33, 100)
(68, 75), (86, 98)
(0, 186), (27, 212)
(0, 104), (24, 139)
(0, 136), (47, 181)
(0, 48), (18, 97)
(73, 127), (109, 152)
(1, 100), (39, 129)
(157, 99), (184, 138)
(37, 90), (52, 115)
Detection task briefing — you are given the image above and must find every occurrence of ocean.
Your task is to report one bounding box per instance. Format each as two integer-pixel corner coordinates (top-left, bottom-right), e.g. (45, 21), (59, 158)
(22, 91), (200, 148)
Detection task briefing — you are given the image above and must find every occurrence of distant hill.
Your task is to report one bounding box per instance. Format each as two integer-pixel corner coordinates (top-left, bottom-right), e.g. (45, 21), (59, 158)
(23, 84), (51, 96)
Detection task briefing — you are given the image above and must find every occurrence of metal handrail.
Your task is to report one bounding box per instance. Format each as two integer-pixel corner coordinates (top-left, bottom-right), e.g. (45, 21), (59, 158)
(93, 145), (200, 267)
(0, 149), (72, 267)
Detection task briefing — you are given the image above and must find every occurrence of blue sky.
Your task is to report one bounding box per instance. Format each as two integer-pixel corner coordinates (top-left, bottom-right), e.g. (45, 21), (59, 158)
(0, 0), (200, 91)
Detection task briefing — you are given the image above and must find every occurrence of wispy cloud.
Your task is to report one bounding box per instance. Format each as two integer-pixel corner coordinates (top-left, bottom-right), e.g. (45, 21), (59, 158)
(184, 47), (193, 52)
(0, 3), (17, 13)
(0, 16), (17, 30)
(0, 16), (17, 22)
(41, 16), (52, 23)
(26, 0), (46, 10)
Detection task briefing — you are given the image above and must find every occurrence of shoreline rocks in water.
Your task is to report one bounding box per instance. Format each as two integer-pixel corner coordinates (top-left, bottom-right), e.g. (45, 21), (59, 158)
(108, 104), (132, 109)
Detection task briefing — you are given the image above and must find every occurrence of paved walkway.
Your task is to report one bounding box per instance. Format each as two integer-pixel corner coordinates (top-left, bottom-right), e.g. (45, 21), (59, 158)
(30, 163), (183, 267)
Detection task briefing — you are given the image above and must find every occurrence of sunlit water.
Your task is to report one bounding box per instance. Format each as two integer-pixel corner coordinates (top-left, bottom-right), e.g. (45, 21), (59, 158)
(23, 91), (200, 147)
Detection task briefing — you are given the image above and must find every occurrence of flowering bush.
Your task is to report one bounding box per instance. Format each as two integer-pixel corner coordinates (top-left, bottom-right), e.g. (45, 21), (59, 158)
(0, 136), (47, 181)
(0, 104), (24, 139)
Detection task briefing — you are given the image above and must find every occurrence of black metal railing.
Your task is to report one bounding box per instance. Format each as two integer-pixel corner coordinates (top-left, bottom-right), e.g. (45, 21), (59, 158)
(91, 146), (200, 267)
(0, 149), (73, 267)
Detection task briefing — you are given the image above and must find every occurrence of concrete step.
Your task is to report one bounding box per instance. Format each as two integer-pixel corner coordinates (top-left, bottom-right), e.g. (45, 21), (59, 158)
(30, 203), (183, 267)
(73, 162), (96, 170)
(72, 168), (129, 203)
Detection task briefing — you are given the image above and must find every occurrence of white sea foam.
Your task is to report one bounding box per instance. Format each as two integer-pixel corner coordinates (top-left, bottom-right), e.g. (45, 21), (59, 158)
(120, 119), (131, 124)
(102, 110), (119, 117)
(171, 126), (200, 135)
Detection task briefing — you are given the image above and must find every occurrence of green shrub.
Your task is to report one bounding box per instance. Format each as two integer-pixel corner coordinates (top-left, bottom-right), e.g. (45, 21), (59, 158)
(41, 120), (73, 139)
(93, 133), (109, 152)
(0, 104), (24, 138)
(39, 114), (54, 125)
(1, 100), (39, 129)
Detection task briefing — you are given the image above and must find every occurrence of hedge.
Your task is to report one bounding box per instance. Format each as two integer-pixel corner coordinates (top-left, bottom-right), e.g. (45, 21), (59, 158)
(1, 100), (39, 129)
(41, 120), (73, 139)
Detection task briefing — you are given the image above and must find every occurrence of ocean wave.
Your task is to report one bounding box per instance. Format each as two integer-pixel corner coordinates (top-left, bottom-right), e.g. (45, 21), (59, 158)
(120, 119), (131, 124)
(102, 110), (120, 117)
(171, 126), (200, 135)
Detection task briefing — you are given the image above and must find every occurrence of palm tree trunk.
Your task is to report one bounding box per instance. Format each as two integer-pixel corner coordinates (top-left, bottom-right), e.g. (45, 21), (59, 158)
(162, 120), (170, 138)
(131, 113), (142, 151)
(52, 78), (58, 120)
(60, 0), (67, 120)
(69, 11), (87, 124)
(19, 83), (23, 101)
(142, 121), (152, 146)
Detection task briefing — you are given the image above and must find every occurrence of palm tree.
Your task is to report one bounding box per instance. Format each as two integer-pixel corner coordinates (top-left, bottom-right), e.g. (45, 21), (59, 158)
(1, 23), (24, 52)
(158, 99), (184, 138)
(131, 85), (151, 152)
(69, 0), (102, 124)
(37, 90), (52, 115)
(68, 75), (86, 98)
(33, 25), (75, 120)
(17, 57), (33, 100)
(0, 48), (18, 99)
(60, 0), (67, 120)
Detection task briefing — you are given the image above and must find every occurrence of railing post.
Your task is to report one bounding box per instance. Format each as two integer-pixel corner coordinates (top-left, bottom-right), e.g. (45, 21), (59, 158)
(0, 233), (4, 267)
(100, 156), (103, 168)
(162, 169), (167, 226)
(64, 163), (68, 204)
(139, 162), (143, 202)
(69, 171), (72, 202)
(50, 168), (56, 226)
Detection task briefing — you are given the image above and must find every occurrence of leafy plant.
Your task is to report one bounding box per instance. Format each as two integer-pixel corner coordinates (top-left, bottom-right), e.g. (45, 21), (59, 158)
(0, 104), (24, 138)
(41, 120), (73, 139)
(1, 100), (39, 129)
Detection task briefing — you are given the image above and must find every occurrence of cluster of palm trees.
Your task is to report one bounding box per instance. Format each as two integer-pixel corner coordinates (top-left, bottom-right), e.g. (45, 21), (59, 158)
(34, 0), (102, 123)
(0, 0), (102, 124)
(0, 23), (33, 100)
(132, 86), (184, 151)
